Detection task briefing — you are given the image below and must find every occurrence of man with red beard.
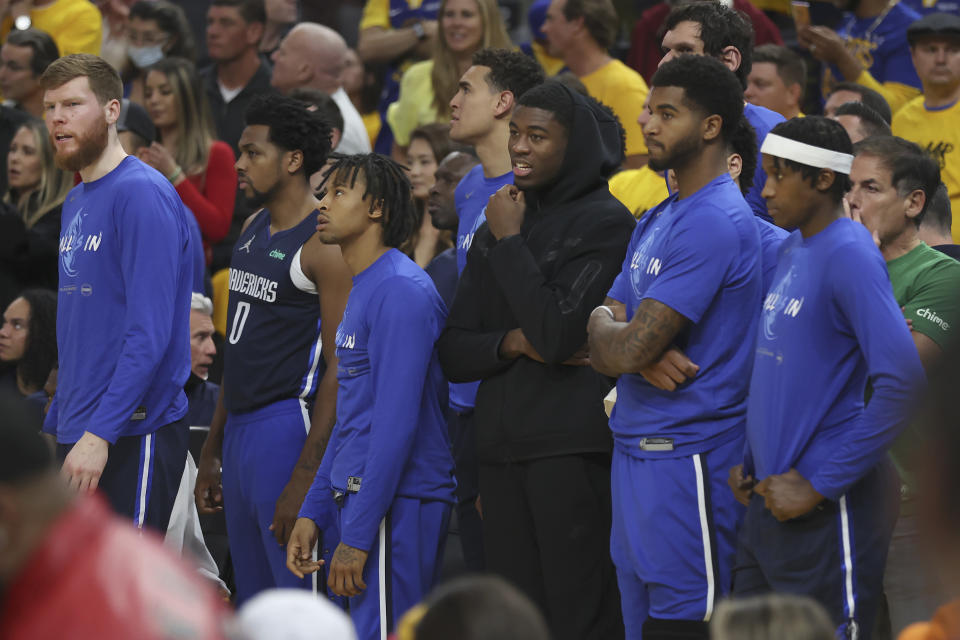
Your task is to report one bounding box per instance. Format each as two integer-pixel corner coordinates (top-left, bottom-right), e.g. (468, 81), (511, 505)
(40, 54), (195, 534)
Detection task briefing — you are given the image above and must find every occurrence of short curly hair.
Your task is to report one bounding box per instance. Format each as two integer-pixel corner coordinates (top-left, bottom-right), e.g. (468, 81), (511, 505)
(472, 48), (545, 100)
(244, 93), (333, 177)
(650, 55), (744, 145)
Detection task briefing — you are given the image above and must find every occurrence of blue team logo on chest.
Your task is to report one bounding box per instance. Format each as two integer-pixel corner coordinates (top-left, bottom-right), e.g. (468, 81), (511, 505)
(629, 222), (665, 299)
(58, 208), (103, 278)
(762, 264), (804, 340)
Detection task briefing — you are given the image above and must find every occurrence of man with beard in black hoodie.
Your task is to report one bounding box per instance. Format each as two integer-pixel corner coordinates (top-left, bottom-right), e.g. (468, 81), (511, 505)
(437, 81), (635, 640)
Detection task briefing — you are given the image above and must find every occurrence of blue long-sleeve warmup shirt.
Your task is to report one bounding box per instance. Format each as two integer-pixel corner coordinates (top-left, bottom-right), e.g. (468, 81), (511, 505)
(44, 156), (193, 444)
(746, 218), (925, 499)
(299, 249), (455, 551)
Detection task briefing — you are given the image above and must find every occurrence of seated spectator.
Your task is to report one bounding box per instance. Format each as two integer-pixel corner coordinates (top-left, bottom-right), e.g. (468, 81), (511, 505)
(918, 183), (960, 258)
(0, 28), (58, 118)
(0, 103), (28, 197)
(269, 22), (371, 154)
(542, 0), (649, 168)
(746, 44), (806, 120)
(139, 56), (237, 264)
(402, 122), (460, 267)
(0, 395), (230, 639)
(235, 589), (358, 640)
(892, 13), (960, 244)
(259, 0), (297, 59)
(799, 0), (922, 114)
(626, 0), (783, 85)
(0, 0), (103, 56)
(897, 341), (960, 640)
(124, 1), (196, 105)
(824, 80), (893, 121)
(0, 119), (72, 294)
(341, 47), (384, 149)
(387, 0), (511, 153)
(201, 0), (273, 155)
(96, 0), (137, 72)
(405, 575), (551, 640)
(519, 0), (565, 76)
(711, 594), (835, 640)
(356, 0), (439, 154)
(831, 100), (892, 143)
(0, 289), (55, 399)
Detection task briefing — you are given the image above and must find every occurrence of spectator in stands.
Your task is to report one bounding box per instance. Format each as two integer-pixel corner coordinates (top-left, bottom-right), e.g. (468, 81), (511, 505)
(185, 292), (219, 428)
(140, 56), (237, 264)
(439, 81), (633, 640)
(356, 0), (439, 153)
(918, 183), (960, 258)
(403, 122), (458, 268)
(659, 1), (786, 221)
(745, 44), (806, 120)
(0, 29), (58, 118)
(387, 0), (511, 153)
(542, 0), (649, 169)
(270, 22), (371, 154)
(711, 594), (835, 640)
(260, 0), (297, 59)
(410, 575), (552, 640)
(124, 1), (196, 105)
(896, 342), (960, 640)
(342, 48), (383, 149)
(201, 0), (272, 155)
(799, 0), (922, 113)
(0, 0), (103, 56)
(425, 149), (479, 306)
(0, 104), (28, 198)
(519, 0), (565, 76)
(892, 13), (960, 244)
(96, 0), (137, 72)
(0, 119), (72, 294)
(831, 100), (892, 143)
(626, 0), (782, 86)
(823, 80), (893, 121)
(0, 396), (230, 639)
(0, 289), (56, 400)
(847, 136), (960, 635)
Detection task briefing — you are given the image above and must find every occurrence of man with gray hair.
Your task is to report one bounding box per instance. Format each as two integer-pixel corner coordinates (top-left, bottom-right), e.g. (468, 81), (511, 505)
(186, 292), (218, 427)
(269, 22), (371, 154)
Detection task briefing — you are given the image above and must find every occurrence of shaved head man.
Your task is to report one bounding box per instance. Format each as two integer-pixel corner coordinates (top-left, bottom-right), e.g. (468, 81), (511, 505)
(270, 23), (371, 154)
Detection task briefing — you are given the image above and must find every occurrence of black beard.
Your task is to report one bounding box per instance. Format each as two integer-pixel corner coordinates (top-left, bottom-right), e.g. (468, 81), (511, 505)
(647, 131), (703, 173)
(245, 180), (283, 210)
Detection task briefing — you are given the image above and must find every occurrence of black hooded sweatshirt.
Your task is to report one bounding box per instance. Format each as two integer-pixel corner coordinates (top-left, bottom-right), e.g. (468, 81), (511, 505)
(437, 85), (636, 465)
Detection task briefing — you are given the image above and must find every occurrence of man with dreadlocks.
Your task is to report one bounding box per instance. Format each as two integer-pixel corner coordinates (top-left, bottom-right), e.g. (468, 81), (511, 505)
(287, 153), (456, 640)
(194, 93), (352, 604)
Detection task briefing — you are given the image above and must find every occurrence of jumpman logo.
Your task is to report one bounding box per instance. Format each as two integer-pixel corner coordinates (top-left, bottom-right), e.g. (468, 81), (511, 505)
(238, 235), (255, 253)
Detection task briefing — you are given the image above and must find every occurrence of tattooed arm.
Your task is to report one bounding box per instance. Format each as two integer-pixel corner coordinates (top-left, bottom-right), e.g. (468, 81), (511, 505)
(588, 297), (689, 377)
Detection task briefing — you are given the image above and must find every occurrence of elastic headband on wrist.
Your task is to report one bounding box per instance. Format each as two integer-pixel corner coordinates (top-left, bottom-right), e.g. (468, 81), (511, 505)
(760, 133), (854, 174)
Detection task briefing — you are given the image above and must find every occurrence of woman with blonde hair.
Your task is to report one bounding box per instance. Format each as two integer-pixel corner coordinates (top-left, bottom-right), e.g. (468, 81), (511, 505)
(139, 56), (236, 264)
(0, 118), (72, 294)
(387, 0), (512, 153)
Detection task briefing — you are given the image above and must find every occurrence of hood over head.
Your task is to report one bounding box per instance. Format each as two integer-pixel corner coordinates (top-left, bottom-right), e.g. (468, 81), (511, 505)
(517, 81), (625, 211)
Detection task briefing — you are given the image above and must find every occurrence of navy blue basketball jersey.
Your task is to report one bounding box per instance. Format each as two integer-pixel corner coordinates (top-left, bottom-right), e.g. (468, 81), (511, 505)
(223, 209), (324, 414)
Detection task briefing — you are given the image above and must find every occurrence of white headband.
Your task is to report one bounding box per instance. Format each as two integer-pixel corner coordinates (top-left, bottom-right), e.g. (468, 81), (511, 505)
(760, 133), (854, 174)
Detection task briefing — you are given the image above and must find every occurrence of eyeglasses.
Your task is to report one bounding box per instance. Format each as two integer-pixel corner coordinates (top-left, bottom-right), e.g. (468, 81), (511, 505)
(128, 31), (169, 47)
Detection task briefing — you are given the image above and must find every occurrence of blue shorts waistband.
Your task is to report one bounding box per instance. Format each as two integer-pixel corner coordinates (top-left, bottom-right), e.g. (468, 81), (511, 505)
(226, 397), (307, 426)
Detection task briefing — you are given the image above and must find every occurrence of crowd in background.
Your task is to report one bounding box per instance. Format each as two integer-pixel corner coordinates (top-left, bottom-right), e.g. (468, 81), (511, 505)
(0, 0), (960, 639)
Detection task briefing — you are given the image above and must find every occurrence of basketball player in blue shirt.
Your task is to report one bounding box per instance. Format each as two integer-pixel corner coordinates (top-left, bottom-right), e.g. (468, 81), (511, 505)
(194, 94), (352, 605)
(731, 117), (925, 639)
(41, 54), (194, 533)
(286, 154), (455, 640)
(588, 56), (762, 640)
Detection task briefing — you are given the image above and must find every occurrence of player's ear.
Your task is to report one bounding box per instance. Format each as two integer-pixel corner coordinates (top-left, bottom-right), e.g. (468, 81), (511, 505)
(904, 188), (925, 221)
(286, 149), (304, 175)
(104, 98), (121, 126)
(815, 168), (837, 193)
(368, 198), (384, 222)
(702, 114), (722, 142)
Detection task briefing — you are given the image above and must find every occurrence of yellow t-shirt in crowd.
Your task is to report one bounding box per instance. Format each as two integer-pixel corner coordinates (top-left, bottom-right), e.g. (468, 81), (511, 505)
(386, 59), (442, 147)
(1, 0), (102, 56)
(532, 41), (566, 77)
(892, 96), (960, 243)
(608, 166), (669, 219)
(361, 0), (427, 30)
(581, 59), (649, 158)
(363, 111), (383, 151)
